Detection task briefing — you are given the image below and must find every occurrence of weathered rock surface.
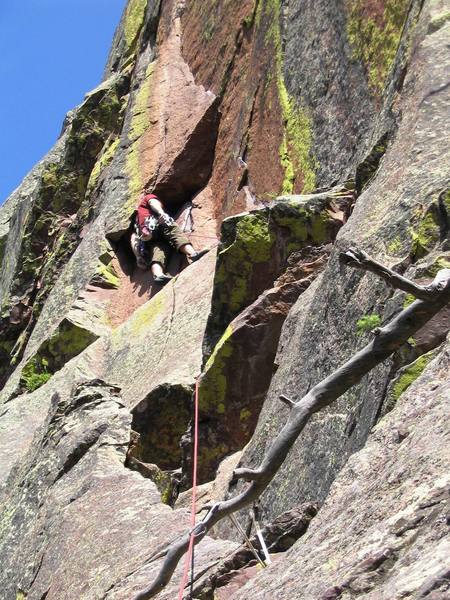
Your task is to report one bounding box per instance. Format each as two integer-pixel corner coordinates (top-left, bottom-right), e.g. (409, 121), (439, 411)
(224, 0), (450, 526)
(0, 72), (129, 380)
(230, 338), (450, 599)
(0, 249), (217, 495)
(0, 0), (221, 397)
(0, 379), (237, 600)
(192, 502), (318, 599)
(0, 0), (448, 598)
(204, 191), (346, 357)
(284, 0), (414, 186)
(197, 245), (330, 481)
(175, 450), (243, 512)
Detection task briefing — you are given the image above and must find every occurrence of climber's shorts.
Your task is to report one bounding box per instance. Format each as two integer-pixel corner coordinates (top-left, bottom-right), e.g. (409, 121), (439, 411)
(147, 239), (171, 267)
(159, 222), (190, 252)
(146, 223), (189, 267)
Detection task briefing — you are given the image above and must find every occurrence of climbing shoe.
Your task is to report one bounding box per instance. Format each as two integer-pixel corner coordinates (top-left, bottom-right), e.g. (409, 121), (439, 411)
(153, 273), (173, 285)
(190, 248), (209, 262)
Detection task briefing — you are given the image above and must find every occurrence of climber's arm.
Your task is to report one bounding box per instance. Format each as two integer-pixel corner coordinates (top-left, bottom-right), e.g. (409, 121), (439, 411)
(147, 196), (164, 216)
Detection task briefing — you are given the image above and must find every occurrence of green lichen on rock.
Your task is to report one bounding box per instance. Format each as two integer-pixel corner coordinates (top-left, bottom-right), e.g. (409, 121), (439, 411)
(124, 0), (148, 55)
(128, 292), (165, 337)
(126, 62), (155, 208)
(427, 10), (450, 34)
(95, 262), (120, 289)
(150, 467), (174, 505)
(200, 325), (234, 413)
(441, 188), (450, 213)
(346, 0), (411, 95)
(0, 236), (5, 267)
(133, 384), (192, 471)
(391, 351), (435, 402)
(424, 256), (450, 277)
(240, 407), (251, 422)
(387, 236), (403, 256)
(403, 293), (415, 309)
(47, 323), (97, 366)
(0, 339), (15, 386)
(206, 196), (341, 358)
(92, 248), (120, 289)
(356, 313), (382, 335)
(271, 198), (337, 249)
(20, 356), (51, 392)
(410, 211), (440, 260)
(355, 134), (388, 193)
(278, 79), (317, 194)
(87, 137), (120, 194)
(3, 75), (127, 368)
(21, 321), (98, 386)
(261, 0), (317, 193)
(216, 211), (274, 314)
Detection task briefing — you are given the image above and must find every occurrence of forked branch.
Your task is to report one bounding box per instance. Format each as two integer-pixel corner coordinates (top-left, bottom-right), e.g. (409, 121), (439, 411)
(132, 248), (450, 599)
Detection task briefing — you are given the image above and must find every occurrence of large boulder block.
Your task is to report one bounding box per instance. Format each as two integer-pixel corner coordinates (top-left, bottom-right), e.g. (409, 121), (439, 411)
(204, 192), (345, 357)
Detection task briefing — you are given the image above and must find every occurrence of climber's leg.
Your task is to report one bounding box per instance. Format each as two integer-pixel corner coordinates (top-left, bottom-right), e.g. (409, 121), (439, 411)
(150, 240), (172, 285)
(131, 232), (148, 270)
(162, 222), (209, 262)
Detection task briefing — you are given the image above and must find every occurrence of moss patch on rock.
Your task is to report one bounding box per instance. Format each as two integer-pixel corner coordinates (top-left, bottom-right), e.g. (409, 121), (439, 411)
(410, 210), (441, 260)
(200, 325), (234, 414)
(356, 313), (382, 335)
(126, 62), (155, 209)
(346, 0), (411, 96)
(20, 320), (99, 391)
(259, 0), (317, 194)
(391, 351), (435, 403)
(20, 356), (52, 392)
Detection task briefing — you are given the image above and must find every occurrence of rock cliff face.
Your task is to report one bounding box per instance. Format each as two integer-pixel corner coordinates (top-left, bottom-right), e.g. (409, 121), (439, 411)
(0, 1), (448, 599)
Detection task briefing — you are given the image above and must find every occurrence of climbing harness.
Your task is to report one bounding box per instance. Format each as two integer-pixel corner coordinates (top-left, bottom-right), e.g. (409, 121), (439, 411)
(177, 376), (201, 600)
(144, 214), (158, 232)
(157, 213), (175, 227)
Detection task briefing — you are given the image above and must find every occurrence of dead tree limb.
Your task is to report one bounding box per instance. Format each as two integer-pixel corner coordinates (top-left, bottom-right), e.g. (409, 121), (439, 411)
(340, 247), (438, 300)
(132, 248), (450, 599)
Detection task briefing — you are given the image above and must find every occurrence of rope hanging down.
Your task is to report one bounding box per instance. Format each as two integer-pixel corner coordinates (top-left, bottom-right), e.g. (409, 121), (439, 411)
(177, 376), (201, 599)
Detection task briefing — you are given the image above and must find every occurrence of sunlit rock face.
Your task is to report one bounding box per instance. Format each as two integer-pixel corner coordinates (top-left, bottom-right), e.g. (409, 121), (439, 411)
(0, 1), (448, 598)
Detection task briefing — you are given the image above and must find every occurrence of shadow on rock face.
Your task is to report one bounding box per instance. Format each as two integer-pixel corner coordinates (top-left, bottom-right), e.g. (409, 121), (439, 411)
(131, 383), (192, 470)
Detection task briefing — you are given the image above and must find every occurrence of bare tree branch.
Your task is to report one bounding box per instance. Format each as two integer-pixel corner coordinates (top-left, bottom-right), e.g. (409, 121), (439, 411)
(132, 250), (450, 599)
(340, 247), (440, 300)
(279, 394), (295, 409)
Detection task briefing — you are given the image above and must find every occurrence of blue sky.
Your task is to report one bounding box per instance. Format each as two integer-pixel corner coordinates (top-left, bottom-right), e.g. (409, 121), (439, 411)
(0, 0), (127, 204)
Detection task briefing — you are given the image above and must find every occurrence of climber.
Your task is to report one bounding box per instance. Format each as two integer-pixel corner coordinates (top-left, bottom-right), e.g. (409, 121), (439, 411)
(131, 190), (208, 284)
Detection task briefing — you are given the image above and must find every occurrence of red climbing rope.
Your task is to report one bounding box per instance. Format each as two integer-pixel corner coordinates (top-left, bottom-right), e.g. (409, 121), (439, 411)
(177, 376), (200, 600)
